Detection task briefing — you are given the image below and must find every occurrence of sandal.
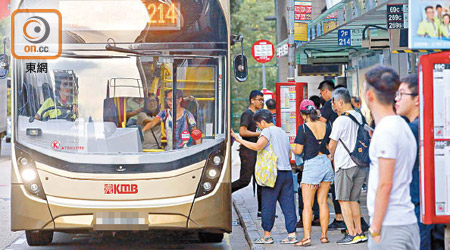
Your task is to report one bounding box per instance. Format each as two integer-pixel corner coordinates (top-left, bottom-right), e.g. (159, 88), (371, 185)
(254, 237), (274, 244)
(320, 236), (330, 243)
(280, 236), (299, 244)
(294, 238), (311, 247)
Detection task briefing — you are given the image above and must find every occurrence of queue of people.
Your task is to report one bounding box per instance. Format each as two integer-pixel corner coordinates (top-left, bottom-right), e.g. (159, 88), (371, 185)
(231, 66), (444, 249)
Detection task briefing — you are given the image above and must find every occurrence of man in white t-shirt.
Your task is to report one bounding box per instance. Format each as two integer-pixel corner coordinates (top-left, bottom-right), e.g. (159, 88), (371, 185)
(364, 66), (419, 249)
(328, 87), (367, 244)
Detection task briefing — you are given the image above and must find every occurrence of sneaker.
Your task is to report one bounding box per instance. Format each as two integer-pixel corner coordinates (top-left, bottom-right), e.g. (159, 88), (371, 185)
(328, 219), (346, 230)
(336, 234), (359, 245)
(356, 233), (368, 242)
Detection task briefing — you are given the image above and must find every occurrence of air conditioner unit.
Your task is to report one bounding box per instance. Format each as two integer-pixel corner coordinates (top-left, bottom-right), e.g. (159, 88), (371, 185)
(361, 28), (390, 50)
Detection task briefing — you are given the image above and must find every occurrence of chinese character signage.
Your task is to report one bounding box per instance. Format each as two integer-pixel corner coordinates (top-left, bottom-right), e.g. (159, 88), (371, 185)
(409, 0), (450, 49)
(294, 0), (312, 42)
(294, 1), (312, 21)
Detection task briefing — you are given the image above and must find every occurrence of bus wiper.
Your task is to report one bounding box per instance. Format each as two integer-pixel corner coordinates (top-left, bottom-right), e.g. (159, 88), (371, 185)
(105, 44), (160, 56)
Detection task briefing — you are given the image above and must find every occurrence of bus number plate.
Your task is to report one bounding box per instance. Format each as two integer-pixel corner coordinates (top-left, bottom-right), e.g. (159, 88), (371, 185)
(94, 212), (148, 230)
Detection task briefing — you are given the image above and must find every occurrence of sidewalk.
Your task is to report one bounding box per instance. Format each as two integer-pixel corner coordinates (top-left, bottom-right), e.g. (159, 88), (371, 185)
(231, 143), (369, 250)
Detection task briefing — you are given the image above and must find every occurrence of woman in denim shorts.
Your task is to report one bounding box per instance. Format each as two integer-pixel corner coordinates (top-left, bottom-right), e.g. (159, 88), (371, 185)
(293, 100), (334, 246)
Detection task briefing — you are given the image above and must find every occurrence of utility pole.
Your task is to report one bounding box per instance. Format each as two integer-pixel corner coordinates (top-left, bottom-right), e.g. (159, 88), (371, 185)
(287, 0), (296, 82)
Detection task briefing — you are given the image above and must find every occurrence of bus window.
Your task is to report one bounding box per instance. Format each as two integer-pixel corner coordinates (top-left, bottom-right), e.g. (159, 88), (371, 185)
(140, 57), (223, 151)
(15, 54), (226, 154)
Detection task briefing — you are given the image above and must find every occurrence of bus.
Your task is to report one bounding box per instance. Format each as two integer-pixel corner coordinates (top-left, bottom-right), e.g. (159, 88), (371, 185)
(10, 0), (247, 246)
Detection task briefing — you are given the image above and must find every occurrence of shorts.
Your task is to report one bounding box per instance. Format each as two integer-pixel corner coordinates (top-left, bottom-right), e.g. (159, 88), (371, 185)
(301, 154), (334, 186)
(335, 166), (365, 201)
(368, 223), (420, 250)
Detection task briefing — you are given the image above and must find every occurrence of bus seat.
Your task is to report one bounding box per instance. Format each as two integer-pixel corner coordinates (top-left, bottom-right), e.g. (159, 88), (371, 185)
(41, 83), (54, 101)
(18, 82), (40, 117)
(103, 98), (118, 125)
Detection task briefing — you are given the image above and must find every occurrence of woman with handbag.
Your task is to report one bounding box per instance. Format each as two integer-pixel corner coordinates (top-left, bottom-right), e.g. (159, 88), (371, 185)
(293, 99), (334, 246)
(231, 109), (298, 245)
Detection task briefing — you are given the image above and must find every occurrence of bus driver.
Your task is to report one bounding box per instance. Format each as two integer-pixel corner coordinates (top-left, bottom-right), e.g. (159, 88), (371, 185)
(142, 90), (201, 150)
(35, 71), (78, 121)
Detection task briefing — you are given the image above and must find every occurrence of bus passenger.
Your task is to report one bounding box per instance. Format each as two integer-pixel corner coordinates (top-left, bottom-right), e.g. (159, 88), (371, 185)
(137, 93), (162, 150)
(126, 97), (144, 127)
(293, 100), (334, 246)
(231, 109), (298, 245)
(35, 73), (78, 121)
(142, 90), (201, 150)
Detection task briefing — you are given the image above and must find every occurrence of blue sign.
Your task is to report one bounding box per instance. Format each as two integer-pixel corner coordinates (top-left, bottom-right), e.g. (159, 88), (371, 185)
(338, 29), (351, 46)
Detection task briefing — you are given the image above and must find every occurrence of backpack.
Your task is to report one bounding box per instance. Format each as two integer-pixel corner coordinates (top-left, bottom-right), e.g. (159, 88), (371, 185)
(339, 112), (370, 168)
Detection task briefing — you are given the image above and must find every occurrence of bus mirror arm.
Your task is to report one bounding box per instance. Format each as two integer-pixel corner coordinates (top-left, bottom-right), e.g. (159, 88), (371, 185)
(232, 35), (248, 82)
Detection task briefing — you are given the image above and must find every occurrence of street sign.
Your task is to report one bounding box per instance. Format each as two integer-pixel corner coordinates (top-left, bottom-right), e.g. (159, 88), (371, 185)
(251, 40), (275, 64)
(338, 29), (362, 46)
(338, 29), (351, 46)
(387, 4), (408, 29)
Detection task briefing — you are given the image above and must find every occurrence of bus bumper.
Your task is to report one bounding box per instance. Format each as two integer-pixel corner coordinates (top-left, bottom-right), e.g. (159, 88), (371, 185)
(11, 181), (231, 233)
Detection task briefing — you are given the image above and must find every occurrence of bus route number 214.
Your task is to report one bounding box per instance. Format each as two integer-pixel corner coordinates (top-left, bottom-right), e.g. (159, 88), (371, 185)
(146, 1), (182, 30)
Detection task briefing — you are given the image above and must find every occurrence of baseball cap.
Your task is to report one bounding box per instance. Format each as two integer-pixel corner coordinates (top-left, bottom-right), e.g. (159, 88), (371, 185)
(300, 99), (316, 111)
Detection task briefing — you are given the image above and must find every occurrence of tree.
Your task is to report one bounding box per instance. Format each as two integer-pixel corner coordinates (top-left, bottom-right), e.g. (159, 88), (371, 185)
(230, 0), (277, 129)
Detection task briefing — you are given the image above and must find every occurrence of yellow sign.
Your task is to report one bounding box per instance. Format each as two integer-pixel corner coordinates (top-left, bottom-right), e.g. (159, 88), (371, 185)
(323, 21), (338, 34)
(294, 22), (308, 42)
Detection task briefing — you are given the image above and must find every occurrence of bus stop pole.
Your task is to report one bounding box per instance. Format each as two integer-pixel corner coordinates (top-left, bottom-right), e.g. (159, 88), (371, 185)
(262, 63), (266, 89)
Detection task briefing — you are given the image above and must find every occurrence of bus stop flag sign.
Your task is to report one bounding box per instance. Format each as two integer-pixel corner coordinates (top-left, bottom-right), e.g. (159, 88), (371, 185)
(252, 40), (275, 64)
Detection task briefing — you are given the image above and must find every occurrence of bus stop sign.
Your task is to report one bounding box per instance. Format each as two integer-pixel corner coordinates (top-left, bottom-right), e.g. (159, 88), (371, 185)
(252, 40), (274, 64)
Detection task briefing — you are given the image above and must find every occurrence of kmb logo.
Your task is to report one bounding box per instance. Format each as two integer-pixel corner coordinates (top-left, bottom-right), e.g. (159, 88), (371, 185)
(104, 184), (139, 194)
(12, 9), (62, 59)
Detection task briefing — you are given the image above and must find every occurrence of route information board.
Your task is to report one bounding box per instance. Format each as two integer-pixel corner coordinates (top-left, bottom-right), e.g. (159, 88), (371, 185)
(432, 63), (450, 215)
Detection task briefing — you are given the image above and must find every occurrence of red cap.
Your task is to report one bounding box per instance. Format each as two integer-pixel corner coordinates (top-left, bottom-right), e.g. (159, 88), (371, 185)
(300, 99), (316, 111)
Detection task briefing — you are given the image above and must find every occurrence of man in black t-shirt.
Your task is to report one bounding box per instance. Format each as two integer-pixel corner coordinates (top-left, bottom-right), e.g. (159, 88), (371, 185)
(317, 80), (346, 230)
(318, 80), (338, 125)
(232, 90), (264, 215)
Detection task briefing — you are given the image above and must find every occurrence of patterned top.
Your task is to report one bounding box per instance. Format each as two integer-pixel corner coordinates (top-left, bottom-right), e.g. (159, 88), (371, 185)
(157, 109), (196, 150)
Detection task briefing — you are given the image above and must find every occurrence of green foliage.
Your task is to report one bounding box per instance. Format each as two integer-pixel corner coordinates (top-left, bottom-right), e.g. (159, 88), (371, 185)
(230, 0), (277, 129)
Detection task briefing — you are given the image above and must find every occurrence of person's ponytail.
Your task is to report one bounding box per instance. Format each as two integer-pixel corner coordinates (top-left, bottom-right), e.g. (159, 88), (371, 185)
(308, 105), (320, 121)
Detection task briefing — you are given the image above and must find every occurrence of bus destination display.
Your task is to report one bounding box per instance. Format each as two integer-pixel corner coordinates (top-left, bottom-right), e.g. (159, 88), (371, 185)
(146, 1), (181, 30)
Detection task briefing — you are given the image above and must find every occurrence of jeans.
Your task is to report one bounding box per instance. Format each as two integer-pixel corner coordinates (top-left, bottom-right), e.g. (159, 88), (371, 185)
(261, 171), (297, 233)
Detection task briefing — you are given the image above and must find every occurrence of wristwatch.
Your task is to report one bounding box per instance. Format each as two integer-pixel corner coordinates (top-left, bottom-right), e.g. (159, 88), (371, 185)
(368, 228), (381, 237)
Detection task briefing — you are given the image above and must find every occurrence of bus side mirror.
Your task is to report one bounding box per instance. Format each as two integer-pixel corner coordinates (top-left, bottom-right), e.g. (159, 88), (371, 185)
(234, 55), (248, 82)
(0, 38), (9, 79)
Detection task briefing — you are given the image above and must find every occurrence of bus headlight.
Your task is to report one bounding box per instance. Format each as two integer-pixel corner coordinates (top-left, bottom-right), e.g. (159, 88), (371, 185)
(15, 147), (47, 200)
(195, 146), (226, 198)
(207, 169), (218, 179)
(212, 156), (222, 166)
(21, 168), (37, 182)
(203, 182), (212, 191)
